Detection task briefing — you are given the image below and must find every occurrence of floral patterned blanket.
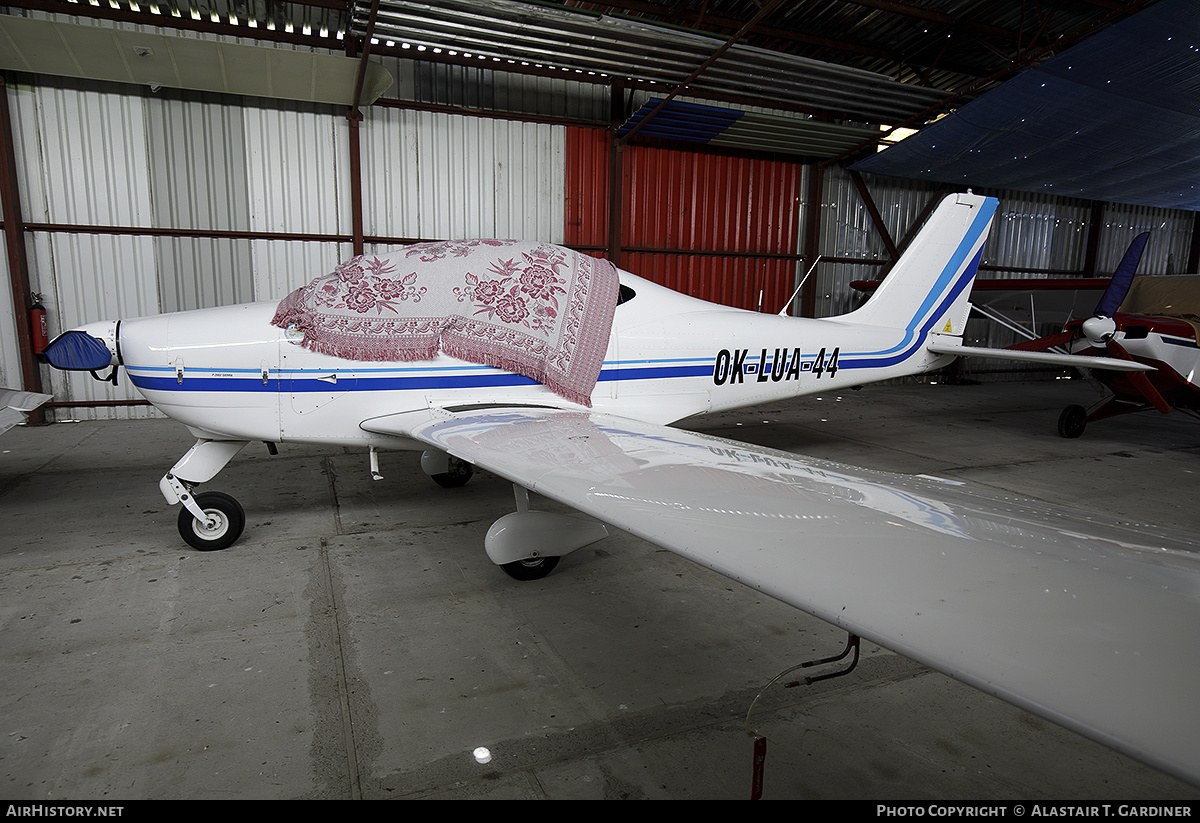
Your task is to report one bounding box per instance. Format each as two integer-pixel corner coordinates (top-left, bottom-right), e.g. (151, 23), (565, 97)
(271, 240), (620, 406)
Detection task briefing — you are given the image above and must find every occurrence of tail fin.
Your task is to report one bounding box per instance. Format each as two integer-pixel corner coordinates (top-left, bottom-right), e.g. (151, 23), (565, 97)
(842, 193), (997, 338)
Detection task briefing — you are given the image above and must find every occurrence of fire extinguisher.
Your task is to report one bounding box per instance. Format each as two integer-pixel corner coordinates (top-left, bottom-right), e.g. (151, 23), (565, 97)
(30, 293), (48, 355)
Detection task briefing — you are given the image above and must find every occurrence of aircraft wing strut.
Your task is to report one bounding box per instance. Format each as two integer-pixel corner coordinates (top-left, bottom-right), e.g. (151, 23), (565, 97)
(363, 405), (1200, 785)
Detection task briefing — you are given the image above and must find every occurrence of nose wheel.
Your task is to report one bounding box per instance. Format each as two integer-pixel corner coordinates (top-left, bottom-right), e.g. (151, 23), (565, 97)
(500, 555), (560, 580)
(177, 491), (245, 551)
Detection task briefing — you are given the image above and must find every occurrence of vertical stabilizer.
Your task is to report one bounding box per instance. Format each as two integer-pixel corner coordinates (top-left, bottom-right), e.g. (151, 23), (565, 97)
(842, 193), (997, 338)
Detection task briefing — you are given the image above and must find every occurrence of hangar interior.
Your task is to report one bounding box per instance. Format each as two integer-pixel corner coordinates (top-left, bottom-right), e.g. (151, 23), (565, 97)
(2, 0), (1199, 801)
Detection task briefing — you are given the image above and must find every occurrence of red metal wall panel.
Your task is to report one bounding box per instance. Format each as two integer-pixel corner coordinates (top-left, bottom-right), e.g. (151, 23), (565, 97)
(565, 126), (802, 311)
(620, 253), (799, 313)
(564, 126), (609, 250)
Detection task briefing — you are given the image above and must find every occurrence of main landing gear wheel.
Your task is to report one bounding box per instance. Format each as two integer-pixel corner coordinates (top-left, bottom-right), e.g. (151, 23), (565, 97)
(1057, 404), (1088, 439)
(431, 455), (474, 488)
(500, 555), (560, 581)
(178, 491), (245, 551)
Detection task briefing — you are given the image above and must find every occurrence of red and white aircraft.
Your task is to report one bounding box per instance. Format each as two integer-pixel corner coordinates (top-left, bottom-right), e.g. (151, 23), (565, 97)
(39, 194), (1200, 785)
(1011, 232), (1200, 436)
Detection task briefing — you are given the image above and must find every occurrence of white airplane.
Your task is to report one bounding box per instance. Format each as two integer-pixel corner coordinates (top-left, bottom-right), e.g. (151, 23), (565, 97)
(41, 193), (1200, 785)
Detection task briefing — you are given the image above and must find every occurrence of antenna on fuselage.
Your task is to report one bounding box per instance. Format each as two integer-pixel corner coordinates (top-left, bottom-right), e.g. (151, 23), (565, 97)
(778, 256), (822, 316)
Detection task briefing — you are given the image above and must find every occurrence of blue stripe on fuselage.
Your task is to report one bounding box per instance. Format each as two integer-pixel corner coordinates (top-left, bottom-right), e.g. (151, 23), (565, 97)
(839, 244), (985, 370)
(128, 371), (543, 393)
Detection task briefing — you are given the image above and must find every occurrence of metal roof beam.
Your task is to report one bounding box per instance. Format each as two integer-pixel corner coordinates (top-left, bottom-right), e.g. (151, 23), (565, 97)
(351, 0), (381, 110)
(2, 0), (337, 51)
(583, 0), (1022, 43)
(834, 0), (1020, 41)
(568, 0), (998, 79)
(359, 0), (947, 122)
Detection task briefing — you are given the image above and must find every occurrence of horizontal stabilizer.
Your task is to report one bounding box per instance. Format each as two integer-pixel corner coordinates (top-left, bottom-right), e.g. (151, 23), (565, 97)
(927, 342), (1153, 372)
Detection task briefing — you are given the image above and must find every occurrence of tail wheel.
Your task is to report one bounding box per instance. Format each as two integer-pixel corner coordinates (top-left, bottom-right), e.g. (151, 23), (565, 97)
(1057, 404), (1088, 439)
(178, 491), (245, 551)
(500, 555), (560, 581)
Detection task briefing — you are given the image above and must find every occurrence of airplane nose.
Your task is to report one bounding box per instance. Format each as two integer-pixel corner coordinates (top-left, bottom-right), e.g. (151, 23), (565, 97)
(1081, 315), (1117, 346)
(43, 320), (120, 371)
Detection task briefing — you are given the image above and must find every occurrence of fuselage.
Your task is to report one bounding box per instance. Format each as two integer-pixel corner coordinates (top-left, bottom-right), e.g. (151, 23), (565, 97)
(90, 271), (948, 447)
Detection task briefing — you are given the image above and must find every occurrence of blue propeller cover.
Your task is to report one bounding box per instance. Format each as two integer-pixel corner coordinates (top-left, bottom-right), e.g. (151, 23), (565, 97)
(43, 330), (115, 371)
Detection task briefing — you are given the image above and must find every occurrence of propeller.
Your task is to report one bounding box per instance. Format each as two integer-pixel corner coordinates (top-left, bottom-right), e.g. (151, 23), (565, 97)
(1008, 231), (1150, 356)
(1072, 233), (1169, 412)
(1077, 233), (1170, 411)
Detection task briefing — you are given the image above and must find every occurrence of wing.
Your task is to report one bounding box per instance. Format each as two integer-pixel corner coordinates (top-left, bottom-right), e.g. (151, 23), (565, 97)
(362, 405), (1200, 784)
(0, 388), (52, 436)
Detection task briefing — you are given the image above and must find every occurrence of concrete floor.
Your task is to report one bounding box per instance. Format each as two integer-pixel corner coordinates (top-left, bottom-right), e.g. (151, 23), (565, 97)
(1, 378), (1198, 800)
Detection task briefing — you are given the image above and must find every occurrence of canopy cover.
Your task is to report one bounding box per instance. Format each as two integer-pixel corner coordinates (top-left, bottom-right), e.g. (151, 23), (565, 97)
(272, 240), (620, 407)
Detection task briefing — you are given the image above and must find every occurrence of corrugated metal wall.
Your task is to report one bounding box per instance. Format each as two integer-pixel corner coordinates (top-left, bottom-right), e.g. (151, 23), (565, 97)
(361, 107), (565, 247)
(1, 77), (567, 419)
(378, 56), (608, 123)
(819, 169), (1196, 315)
(1097, 202), (1194, 274)
(563, 125), (608, 248)
(814, 168), (927, 318)
(145, 92), (256, 312)
(20, 82), (161, 417)
(564, 126), (804, 312)
(987, 194), (1091, 275)
(244, 103), (350, 300)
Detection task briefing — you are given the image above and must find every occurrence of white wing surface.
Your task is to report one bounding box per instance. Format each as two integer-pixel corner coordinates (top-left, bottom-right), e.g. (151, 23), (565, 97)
(363, 406), (1200, 784)
(0, 388), (52, 436)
